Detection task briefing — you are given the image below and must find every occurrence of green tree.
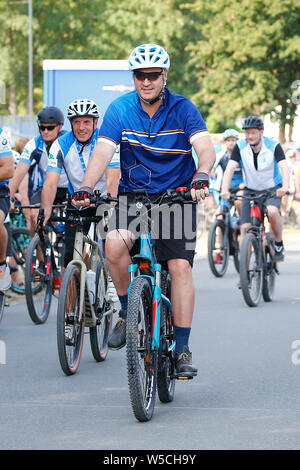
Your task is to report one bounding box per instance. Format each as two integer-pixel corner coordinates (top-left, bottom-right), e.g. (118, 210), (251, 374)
(1, 0), (201, 115)
(0, 1), (30, 115)
(188, 0), (300, 142)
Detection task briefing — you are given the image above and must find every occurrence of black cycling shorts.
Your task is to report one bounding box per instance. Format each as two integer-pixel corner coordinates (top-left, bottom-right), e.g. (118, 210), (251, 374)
(105, 194), (197, 267)
(30, 187), (69, 205)
(240, 186), (281, 225)
(0, 185), (10, 219)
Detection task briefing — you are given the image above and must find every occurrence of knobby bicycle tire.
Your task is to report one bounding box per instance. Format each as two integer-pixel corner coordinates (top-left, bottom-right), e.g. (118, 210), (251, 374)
(57, 264), (84, 375)
(0, 292), (5, 324)
(240, 232), (263, 307)
(157, 271), (175, 403)
(25, 233), (53, 324)
(262, 233), (276, 302)
(126, 276), (157, 422)
(207, 220), (230, 277)
(90, 261), (112, 362)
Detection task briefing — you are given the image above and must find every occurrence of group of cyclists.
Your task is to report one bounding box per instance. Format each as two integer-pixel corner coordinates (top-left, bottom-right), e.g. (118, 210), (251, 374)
(0, 42), (292, 379)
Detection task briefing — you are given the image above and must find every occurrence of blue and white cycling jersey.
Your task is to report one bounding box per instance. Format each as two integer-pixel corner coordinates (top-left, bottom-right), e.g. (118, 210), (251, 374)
(232, 136), (285, 190)
(98, 88), (209, 193)
(47, 128), (120, 195)
(20, 131), (68, 198)
(214, 150), (244, 188)
(0, 127), (13, 186)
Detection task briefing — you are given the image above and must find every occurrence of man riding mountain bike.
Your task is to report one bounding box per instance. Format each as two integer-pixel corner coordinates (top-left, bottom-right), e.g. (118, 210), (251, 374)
(221, 115), (289, 262)
(73, 43), (216, 378)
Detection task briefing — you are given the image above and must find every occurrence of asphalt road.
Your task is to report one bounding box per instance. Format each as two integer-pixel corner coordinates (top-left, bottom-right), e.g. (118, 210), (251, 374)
(0, 227), (300, 451)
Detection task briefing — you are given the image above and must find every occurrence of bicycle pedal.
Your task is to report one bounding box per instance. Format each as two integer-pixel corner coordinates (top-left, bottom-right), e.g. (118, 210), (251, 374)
(65, 314), (75, 324)
(175, 375), (194, 381)
(65, 338), (75, 346)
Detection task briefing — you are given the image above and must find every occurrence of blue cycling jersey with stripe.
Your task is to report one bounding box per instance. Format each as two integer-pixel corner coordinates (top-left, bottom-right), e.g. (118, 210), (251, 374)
(99, 88), (209, 193)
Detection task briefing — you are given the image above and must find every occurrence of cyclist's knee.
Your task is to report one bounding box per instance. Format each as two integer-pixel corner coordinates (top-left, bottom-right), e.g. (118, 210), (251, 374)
(167, 258), (192, 279)
(105, 235), (131, 264)
(267, 205), (280, 219)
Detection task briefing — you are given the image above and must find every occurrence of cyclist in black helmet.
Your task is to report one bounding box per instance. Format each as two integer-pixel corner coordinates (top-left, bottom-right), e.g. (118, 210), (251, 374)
(221, 115), (289, 262)
(9, 106), (69, 236)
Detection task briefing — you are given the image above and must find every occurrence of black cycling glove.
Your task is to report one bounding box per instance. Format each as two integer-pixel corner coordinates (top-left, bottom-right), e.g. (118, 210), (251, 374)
(190, 171), (209, 191)
(73, 186), (94, 202)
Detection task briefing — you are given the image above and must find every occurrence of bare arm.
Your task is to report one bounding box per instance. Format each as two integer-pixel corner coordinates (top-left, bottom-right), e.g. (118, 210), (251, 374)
(0, 155), (14, 183)
(277, 160), (290, 197)
(105, 167), (120, 198)
(8, 161), (30, 197)
(191, 135), (216, 201)
(41, 172), (60, 225)
(82, 142), (116, 190)
(220, 160), (238, 198)
(193, 135), (216, 174)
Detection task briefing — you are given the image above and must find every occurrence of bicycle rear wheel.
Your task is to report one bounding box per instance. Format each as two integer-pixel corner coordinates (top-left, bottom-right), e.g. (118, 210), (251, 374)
(25, 234), (53, 324)
(126, 276), (157, 422)
(157, 272), (175, 403)
(90, 261), (112, 361)
(262, 233), (276, 302)
(207, 220), (230, 277)
(57, 264), (84, 375)
(240, 232), (263, 307)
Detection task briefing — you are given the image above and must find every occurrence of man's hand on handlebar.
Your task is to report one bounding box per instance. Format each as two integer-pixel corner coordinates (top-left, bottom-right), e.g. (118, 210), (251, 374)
(72, 186), (94, 207)
(190, 171), (210, 202)
(276, 187), (289, 198)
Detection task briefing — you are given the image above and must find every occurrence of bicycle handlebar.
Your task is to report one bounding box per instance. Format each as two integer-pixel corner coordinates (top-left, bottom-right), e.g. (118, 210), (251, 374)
(238, 189), (289, 201)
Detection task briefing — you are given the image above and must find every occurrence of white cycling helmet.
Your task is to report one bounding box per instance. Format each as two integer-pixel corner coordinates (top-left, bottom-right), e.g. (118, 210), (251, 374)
(222, 128), (239, 141)
(67, 98), (100, 120)
(128, 44), (170, 70)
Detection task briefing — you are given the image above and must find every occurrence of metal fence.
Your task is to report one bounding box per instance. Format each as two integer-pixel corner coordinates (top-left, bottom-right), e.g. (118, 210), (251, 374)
(0, 115), (37, 144)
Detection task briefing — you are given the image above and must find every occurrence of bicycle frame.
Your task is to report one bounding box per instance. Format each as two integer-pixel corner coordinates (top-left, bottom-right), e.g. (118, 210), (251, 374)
(244, 193), (277, 273)
(247, 200), (266, 268)
(68, 222), (114, 328)
(126, 201), (173, 352)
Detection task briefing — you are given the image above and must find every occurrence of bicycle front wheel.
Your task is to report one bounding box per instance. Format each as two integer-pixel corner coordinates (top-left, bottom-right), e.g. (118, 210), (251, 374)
(262, 233), (276, 302)
(207, 220), (230, 277)
(11, 227), (32, 295)
(157, 272), (175, 403)
(90, 261), (112, 362)
(25, 234), (53, 324)
(57, 264), (84, 375)
(240, 232), (263, 307)
(126, 276), (157, 422)
(0, 292), (5, 324)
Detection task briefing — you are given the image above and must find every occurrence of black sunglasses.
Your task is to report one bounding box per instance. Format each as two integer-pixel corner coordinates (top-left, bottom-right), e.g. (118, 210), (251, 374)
(39, 124), (57, 131)
(134, 70), (164, 82)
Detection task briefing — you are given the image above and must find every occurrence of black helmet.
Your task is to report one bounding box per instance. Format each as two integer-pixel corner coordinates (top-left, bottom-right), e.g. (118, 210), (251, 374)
(242, 116), (264, 130)
(37, 106), (64, 125)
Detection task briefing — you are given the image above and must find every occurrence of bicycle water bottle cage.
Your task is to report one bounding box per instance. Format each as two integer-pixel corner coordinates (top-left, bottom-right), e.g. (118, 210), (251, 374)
(132, 254), (154, 276)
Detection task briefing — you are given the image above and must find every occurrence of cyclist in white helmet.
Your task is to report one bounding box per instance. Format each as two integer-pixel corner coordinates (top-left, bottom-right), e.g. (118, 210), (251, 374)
(42, 98), (120, 272)
(73, 44), (216, 379)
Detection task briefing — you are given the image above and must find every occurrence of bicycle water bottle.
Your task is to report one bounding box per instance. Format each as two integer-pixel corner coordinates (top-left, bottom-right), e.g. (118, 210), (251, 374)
(56, 222), (65, 233)
(86, 269), (96, 304)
